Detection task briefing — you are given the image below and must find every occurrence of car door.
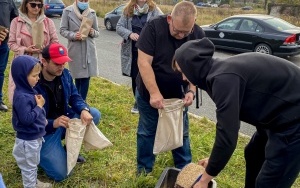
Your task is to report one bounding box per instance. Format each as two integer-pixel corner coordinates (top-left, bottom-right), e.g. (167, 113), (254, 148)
(232, 19), (261, 51)
(206, 18), (241, 48)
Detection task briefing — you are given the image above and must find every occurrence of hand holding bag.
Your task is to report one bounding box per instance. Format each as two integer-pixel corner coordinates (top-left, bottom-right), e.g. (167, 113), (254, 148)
(79, 16), (93, 40)
(153, 98), (185, 155)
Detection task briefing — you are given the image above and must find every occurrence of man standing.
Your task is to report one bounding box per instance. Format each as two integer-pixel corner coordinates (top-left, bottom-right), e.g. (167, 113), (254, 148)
(0, 0), (18, 111)
(135, 1), (205, 174)
(173, 38), (300, 188)
(34, 43), (101, 181)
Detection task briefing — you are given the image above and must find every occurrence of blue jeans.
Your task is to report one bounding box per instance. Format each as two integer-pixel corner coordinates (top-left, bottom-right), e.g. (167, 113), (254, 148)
(39, 107), (101, 181)
(75, 77), (90, 101)
(0, 42), (9, 102)
(136, 90), (191, 174)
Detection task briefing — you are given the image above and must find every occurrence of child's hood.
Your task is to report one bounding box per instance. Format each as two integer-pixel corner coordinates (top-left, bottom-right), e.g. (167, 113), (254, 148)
(11, 55), (39, 94)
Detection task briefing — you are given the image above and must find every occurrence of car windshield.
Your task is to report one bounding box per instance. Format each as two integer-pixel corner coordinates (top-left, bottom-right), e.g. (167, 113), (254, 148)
(264, 18), (297, 31)
(48, 0), (63, 3)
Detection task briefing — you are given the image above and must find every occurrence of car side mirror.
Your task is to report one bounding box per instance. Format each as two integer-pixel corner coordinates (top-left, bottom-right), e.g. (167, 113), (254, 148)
(213, 25), (218, 30)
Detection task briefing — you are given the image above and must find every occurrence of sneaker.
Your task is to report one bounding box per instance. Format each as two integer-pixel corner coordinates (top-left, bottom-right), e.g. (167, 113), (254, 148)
(77, 154), (86, 163)
(36, 179), (52, 188)
(0, 102), (8, 112)
(131, 102), (139, 114)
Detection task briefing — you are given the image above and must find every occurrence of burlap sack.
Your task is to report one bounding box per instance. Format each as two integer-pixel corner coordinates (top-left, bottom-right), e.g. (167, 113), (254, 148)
(153, 98), (184, 155)
(32, 22), (44, 49)
(65, 118), (86, 175)
(79, 17), (93, 40)
(83, 121), (113, 151)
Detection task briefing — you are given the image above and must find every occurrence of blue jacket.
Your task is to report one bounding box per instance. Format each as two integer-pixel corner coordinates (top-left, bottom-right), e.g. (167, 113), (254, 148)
(34, 69), (89, 134)
(12, 55), (46, 140)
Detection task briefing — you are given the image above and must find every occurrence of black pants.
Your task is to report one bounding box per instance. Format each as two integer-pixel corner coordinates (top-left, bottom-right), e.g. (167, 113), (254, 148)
(244, 125), (300, 188)
(131, 50), (139, 96)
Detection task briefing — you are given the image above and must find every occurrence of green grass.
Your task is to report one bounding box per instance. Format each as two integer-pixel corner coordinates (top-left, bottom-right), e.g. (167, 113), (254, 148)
(1, 54), (299, 187)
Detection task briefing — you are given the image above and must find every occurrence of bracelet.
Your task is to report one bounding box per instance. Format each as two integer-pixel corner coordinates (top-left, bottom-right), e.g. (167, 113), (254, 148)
(186, 90), (195, 100)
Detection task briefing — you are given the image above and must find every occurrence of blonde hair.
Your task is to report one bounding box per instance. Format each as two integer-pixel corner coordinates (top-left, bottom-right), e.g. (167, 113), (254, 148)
(171, 1), (197, 25)
(123, 0), (157, 17)
(29, 63), (42, 75)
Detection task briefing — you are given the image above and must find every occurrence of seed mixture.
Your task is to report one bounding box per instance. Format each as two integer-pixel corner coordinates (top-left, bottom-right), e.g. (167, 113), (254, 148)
(175, 163), (205, 188)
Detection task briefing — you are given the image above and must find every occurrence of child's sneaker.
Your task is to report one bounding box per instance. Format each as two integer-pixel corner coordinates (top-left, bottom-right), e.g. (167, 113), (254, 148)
(36, 179), (52, 188)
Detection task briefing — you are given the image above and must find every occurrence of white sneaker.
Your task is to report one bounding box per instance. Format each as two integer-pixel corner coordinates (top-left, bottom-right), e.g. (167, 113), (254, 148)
(131, 102), (139, 114)
(36, 179), (52, 188)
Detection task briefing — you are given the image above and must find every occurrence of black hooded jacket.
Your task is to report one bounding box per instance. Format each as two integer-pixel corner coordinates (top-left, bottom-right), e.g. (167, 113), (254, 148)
(174, 38), (300, 176)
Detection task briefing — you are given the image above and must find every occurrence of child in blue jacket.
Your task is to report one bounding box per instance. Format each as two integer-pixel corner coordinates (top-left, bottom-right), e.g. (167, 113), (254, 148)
(11, 55), (52, 188)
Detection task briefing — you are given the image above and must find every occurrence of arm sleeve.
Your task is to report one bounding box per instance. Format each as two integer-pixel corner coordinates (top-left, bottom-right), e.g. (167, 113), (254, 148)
(10, 1), (19, 21)
(8, 18), (27, 55)
(205, 74), (245, 176)
(91, 13), (99, 38)
(47, 18), (59, 43)
(60, 9), (76, 40)
(116, 15), (131, 40)
(14, 96), (44, 126)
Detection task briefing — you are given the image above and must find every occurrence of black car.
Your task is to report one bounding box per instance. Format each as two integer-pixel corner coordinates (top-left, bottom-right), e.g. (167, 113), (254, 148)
(104, 4), (125, 31)
(201, 14), (300, 57)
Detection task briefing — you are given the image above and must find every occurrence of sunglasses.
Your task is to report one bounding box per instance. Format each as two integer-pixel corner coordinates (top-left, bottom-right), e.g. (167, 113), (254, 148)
(29, 2), (44, 8)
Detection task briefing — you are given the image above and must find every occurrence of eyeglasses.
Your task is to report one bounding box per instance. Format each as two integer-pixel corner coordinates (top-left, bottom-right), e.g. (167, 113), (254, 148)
(29, 2), (44, 8)
(171, 19), (194, 37)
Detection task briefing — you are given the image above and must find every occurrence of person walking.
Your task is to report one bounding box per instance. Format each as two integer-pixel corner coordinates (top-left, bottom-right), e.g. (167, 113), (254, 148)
(60, 0), (100, 101)
(0, 0), (18, 111)
(173, 38), (300, 188)
(116, 0), (163, 114)
(135, 1), (205, 175)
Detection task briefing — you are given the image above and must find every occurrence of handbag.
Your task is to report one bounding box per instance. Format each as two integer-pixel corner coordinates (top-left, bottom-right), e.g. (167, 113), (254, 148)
(153, 98), (184, 155)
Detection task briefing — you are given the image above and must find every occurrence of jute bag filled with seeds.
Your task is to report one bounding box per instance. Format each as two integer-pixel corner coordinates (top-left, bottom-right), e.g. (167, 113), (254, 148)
(175, 163), (205, 188)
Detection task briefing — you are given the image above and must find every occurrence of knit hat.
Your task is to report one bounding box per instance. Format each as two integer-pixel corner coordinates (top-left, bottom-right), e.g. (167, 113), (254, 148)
(42, 43), (72, 64)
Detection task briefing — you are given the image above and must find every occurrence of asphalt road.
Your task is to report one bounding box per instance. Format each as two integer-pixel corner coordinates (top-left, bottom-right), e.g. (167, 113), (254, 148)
(51, 16), (300, 137)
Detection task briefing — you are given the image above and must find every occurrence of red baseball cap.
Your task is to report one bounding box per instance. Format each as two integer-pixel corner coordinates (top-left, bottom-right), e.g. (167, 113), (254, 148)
(42, 43), (72, 64)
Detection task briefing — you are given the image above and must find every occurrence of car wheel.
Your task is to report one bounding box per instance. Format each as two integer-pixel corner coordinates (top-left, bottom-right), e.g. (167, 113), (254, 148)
(105, 19), (113, 31)
(254, 43), (272, 55)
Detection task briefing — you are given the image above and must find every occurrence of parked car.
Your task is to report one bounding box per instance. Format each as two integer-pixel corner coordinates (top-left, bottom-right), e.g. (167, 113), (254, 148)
(44, 0), (65, 17)
(201, 14), (300, 57)
(104, 4), (125, 31)
(241, 6), (253, 10)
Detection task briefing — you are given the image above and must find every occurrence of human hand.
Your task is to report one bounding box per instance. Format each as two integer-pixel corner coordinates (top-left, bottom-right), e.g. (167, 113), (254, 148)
(35, 95), (45, 108)
(198, 157), (209, 168)
(0, 28), (9, 42)
(53, 115), (70, 128)
(75, 32), (82, 40)
(26, 45), (41, 54)
(183, 91), (194, 107)
(149, 92), (164, 109)
(89, 28), (94, 36)
(80, 110), (93, 126)
(129, 33), (139, 41)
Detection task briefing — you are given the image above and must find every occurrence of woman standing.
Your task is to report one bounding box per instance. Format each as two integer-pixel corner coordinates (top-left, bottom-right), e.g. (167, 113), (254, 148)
(60, 0), (100, 101)
(116, 0), (162, 114)
(8, 0), (59, 103)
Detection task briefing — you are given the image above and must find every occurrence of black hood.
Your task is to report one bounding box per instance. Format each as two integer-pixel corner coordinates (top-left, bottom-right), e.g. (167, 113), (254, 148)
(174, 37), (214, 91)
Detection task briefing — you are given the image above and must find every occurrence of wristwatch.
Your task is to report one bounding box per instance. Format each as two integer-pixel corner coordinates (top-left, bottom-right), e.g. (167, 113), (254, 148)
(186, 90), (195, 100)
(82, 107), (90, 112)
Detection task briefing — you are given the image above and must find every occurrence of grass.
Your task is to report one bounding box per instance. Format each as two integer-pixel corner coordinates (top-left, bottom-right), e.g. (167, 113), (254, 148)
(1, 53), (300, 188)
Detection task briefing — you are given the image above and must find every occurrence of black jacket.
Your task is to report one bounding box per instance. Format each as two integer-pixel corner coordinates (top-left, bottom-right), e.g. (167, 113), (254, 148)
(0, 0), (18, 42)
(174, 38), (300, 176)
